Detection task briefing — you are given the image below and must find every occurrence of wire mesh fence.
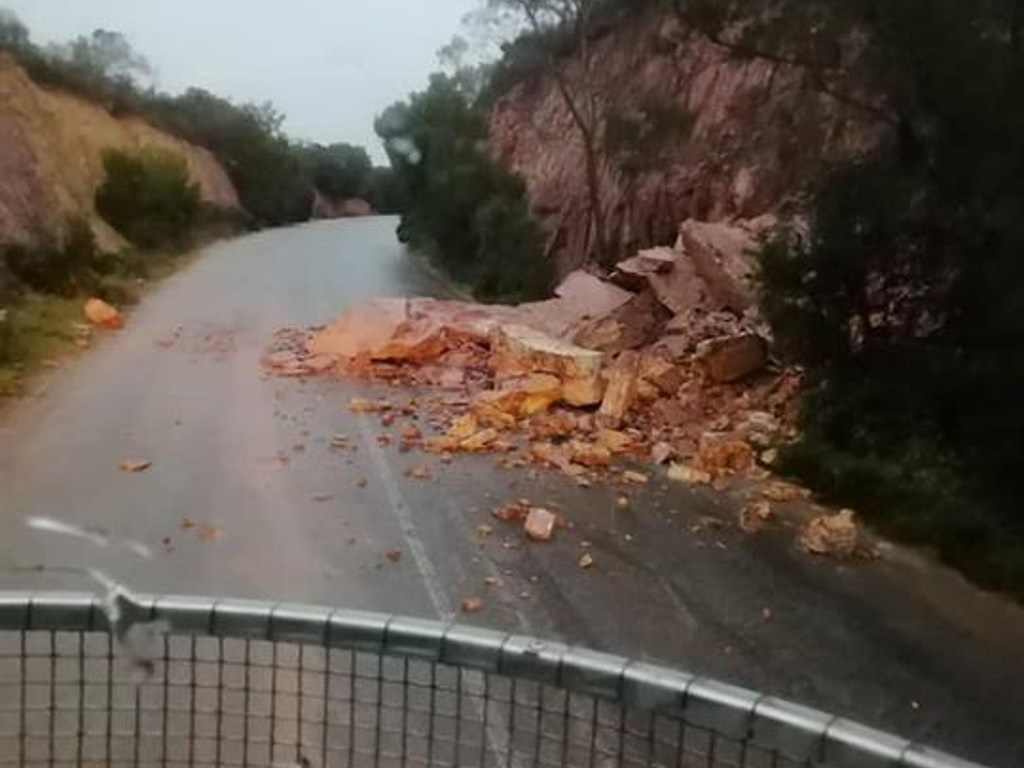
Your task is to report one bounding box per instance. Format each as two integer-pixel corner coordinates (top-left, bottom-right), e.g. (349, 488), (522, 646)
(0, 593), (984, 768)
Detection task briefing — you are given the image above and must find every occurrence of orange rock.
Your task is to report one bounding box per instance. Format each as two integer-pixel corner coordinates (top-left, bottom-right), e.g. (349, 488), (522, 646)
(596, 429), (633, 454)
(799, 510), (859, 557)
(567, 440), (611, 468)
(561, 376), (606, 408)
(460, 428), (500, 452)
(697, 433), (755, 476)
(84, 298), (124, 330)
(597, 351), (640, 429)
(491, 324), (600, 376)
(118, 459), (151, 473)
(461, 596), (484, 613)
(447, 413), (480, 441)
(668, 463), (712, 486)
(739, 501), (773, 533)
(512, 373), (563, 416)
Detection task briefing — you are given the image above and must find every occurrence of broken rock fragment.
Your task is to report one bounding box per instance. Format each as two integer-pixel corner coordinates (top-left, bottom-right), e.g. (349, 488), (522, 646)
(598, 351), (640, 429)
(490, 325), (604, 407)
(84, 298), (124, 330)
(799, 509), (859, 557)
(696, 334), (768, 383)
(524, 508), (558, 541)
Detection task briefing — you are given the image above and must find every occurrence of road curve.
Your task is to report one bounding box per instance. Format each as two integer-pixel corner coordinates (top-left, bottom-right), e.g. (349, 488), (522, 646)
(0, 217), (1021, 767)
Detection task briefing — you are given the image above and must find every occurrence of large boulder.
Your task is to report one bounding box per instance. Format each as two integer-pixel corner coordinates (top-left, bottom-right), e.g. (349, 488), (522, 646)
(490, 324), (605, 407)
(675, 219), (761, 313)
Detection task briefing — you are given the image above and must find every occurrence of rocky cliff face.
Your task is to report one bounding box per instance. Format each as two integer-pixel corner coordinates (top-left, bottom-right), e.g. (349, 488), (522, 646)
(489, 11), (878, 275)
(0, 55), (239, 251)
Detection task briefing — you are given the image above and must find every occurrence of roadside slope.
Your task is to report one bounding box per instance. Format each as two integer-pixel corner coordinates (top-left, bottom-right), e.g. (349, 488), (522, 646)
(0, 54), (239, 251)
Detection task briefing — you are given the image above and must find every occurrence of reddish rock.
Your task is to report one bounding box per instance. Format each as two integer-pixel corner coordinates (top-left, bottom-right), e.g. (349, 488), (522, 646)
(84, 298), (124, 330)
(696, 334), (768, 383)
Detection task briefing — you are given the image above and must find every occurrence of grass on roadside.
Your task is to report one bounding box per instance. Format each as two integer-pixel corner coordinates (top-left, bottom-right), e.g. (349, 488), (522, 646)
(0, 295), (84, 396)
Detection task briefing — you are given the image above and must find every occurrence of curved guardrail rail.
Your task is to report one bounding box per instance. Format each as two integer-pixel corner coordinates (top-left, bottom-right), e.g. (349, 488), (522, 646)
(0, 591), (984, 768)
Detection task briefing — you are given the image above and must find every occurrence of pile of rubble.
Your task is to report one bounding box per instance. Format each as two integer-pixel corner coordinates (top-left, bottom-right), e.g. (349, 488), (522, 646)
(266, 216), (801, 478)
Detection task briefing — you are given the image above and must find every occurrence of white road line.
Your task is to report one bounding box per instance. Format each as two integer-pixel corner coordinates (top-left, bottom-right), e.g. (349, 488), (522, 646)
(660, 577), (699, 632)
(358, 417), (454, 620)
(358, 416), (527, 768)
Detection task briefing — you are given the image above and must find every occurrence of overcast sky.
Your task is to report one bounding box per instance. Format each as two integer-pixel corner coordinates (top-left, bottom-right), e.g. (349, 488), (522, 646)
(3, 0), (478, 163)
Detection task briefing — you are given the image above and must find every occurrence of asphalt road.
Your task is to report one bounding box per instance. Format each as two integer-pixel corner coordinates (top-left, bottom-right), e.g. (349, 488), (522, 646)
(0, 218), (1022, 767)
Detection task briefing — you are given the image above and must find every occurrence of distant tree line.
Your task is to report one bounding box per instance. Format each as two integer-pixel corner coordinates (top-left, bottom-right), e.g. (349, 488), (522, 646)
(0, 9), (397, 227)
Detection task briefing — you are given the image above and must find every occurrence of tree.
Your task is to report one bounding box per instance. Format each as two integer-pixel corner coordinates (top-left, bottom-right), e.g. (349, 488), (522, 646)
(376, 73), (552, 301)
(0, 8), (29, 52)
(483, 0), (613, 267)
(703, 0), (1024, 591)
(67, 29), (152, 83)
(301, 143), (374, 200)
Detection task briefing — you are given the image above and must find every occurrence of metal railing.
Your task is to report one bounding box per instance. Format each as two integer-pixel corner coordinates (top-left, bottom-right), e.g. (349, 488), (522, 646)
(0, 592), (983, 768)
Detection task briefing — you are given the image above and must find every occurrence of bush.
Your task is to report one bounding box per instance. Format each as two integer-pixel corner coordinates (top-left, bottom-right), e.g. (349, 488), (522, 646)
(95, 149), (200, 249)
(4, 218), (101, 296)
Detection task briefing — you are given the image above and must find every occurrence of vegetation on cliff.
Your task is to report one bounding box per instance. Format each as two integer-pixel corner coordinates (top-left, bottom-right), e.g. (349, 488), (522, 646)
(420, 0), (1024, 592)
(376, 74), (552, 302)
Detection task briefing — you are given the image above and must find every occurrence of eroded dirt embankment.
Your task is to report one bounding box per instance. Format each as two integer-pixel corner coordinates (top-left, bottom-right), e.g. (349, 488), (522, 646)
(0, 54), (239, 251)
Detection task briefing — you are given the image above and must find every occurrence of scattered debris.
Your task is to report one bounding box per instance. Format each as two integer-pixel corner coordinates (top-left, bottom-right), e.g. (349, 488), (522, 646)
(180, 518), (196, 530)
(198, 523), (221, 541)
(312, 494), (335, 503)
(118, 459), (152, 473)
(386, 549), (403, 563)
(799, 509), (859, 557)
(355, 476), (368, 489)
(578, 552), (595, 570)
(406, 466), (431, 480)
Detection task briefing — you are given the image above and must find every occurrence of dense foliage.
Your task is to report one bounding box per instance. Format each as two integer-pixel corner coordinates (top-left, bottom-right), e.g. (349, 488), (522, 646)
(674, 0), (1024, 591)
(376, 74), (552, 301)
(95, 149), (201, 250)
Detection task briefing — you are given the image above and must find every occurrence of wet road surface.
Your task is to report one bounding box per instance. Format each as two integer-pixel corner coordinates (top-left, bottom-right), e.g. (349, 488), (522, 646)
(0, 218), (1022, 767)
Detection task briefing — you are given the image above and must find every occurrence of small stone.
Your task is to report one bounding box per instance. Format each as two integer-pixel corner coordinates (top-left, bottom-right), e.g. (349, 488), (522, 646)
(524, 508), (558, 541)
(461, 597), (484, 614)
(119, 459), (152, 473)
(578, 552), (595, 570)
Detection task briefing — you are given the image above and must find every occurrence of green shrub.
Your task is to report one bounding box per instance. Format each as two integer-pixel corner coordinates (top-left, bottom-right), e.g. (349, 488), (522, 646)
(4, 218), (101, 296)
(95, 149), (200, 249)
(95, 274), (141, 306)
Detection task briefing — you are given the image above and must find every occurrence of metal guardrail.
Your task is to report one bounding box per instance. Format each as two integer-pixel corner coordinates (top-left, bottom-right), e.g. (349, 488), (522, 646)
(0, 592), (984, 768)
